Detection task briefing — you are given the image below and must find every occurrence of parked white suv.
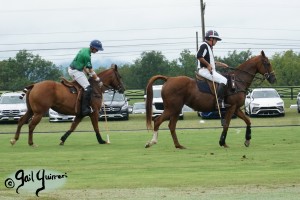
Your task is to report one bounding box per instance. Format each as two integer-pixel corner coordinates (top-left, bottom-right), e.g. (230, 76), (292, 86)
(244, 88), (285, 117)
(0, 92), (27, 122)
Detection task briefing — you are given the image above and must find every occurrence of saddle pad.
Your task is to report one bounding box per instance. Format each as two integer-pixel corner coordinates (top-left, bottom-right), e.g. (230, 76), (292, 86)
(197, 80), (212, 94)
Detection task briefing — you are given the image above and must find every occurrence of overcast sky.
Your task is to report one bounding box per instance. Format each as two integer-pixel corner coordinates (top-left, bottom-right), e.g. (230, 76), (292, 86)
(0, 0), (299, 66)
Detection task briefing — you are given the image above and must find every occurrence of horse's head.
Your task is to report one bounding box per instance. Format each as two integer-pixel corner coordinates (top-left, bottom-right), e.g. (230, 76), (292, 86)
(98, 64), (125, 93)
(257, 50), (276, 84)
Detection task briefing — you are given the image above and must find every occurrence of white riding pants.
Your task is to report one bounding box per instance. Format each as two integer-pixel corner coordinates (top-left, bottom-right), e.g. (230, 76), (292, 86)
(68, 67), (90, 89)
(198, 67), (227, 85)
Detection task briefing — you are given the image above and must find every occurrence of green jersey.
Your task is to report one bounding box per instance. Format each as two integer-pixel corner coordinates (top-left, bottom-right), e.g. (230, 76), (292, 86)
(70, 48), (92, 71)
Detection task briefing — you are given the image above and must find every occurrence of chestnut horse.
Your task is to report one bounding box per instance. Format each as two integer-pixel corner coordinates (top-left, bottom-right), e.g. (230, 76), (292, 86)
(145, 51), (276, 149)
(10, 65), (125, 147)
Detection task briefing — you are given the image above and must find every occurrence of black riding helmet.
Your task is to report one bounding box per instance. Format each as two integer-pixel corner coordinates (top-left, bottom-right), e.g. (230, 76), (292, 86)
(205, 30), (222, 41)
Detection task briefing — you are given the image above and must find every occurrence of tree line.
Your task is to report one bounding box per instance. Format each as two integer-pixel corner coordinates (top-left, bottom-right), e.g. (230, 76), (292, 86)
(0, 49), (299, 91)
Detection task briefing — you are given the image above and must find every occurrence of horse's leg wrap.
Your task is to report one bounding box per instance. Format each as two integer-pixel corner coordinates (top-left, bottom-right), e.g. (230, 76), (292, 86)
(61, 131), (72, 143)
(96, 133), (106, 144)
(245, 126), (251, 140)
(219, 131), (227, 146)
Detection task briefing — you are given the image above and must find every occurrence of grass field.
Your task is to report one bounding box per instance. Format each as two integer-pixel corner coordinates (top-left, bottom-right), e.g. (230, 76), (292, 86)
(0, 110), (300, 199)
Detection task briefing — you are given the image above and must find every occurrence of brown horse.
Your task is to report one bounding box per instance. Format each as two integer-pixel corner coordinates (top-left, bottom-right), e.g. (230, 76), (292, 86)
(10, 64), (125, 147)
(145, 51), (276, 149)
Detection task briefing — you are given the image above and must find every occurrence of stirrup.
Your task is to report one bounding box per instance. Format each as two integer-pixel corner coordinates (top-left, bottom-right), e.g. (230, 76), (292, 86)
(82, 106), (93, 116)
(220, 101), (231, 109)
(89, 106), (94, 113)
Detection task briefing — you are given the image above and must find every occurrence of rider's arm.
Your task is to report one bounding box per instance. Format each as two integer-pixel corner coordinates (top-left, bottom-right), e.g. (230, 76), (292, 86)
(86, 68), (100, 82)
(198, 57), (213, 73)
(215, 61), (229, 68)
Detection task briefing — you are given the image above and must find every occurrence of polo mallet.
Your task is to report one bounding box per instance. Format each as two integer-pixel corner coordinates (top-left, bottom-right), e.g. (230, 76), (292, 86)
(211, 72), (225, 126)
(102, 95), (111, 144)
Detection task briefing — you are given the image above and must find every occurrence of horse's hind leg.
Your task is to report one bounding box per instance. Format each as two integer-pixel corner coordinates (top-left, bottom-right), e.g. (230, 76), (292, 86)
(235, 108), (252, 147)
(60, 116), (83, 145)
(145, 112), (169, 148)
(11, 111), (33, 145)
(28, 113), (43, 146)
(169, 115), (185, 149)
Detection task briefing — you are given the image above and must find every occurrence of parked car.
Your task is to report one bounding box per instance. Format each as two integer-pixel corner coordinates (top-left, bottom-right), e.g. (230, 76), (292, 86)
(132, 102), (146, 114)
(151, 85), (184, 120)
(0, 92), (27, 122)
(244, 88), (285, 117)
(297, 92), (300, 113)
(48, 108), (75, 122)
(99, 91), (130, 120)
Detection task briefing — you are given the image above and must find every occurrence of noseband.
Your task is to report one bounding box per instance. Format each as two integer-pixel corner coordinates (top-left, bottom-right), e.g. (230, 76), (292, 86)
(262, 60), (275, 80)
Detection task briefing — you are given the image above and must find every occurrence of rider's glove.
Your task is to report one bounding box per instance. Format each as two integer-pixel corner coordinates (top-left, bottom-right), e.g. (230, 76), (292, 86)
(95, 77), (103, 87)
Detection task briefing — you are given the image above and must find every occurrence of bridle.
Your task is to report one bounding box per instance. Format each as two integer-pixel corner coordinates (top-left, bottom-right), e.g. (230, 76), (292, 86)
(101, 68), (124, 93)
(228, 56), (275, 90)
(262, 59), (275, 80)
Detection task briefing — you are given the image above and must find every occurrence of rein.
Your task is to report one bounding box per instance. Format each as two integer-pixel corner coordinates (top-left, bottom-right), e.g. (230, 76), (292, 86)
(228, 66), (266, 88)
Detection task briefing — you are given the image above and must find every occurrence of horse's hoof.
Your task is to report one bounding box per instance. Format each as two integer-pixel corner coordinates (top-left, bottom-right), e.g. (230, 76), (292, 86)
(59, 141), (64, 145)
(10, 139), (16, 145)
(145, 142), (151, 148)
(176, 145), (186, 149)
(244, 140), (250, 147)
(222, 144), (229, 148)
(145, 140), (157, 148)
(30, 144), (38, 148)
(219, 140), (225, 146)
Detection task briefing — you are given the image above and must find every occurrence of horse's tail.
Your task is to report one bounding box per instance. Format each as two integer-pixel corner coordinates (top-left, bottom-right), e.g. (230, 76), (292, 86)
(146, 75), (168, 130)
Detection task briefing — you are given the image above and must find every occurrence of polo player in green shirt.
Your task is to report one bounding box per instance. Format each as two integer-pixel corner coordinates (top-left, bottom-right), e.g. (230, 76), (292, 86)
(68, 39), (103, 116)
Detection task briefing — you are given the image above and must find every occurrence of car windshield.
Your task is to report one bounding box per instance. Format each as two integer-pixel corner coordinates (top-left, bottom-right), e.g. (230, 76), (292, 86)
(103, 92), (125, 102)
(133, 103), (145, 109)
(153, 90), (161, 98)
(0, 95), (25, 104)
(252, 90), (279, 98)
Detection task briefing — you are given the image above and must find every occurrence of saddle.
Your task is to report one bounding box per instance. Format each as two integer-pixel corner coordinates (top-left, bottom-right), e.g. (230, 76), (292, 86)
(195, 72), (236, 95)
(195, 72), (218, 95)
(60, 77), (83, 115)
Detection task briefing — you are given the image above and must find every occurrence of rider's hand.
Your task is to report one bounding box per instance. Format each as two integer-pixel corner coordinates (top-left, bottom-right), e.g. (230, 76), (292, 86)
(207, 64), (213, 74)
(95, 77), (103, 87)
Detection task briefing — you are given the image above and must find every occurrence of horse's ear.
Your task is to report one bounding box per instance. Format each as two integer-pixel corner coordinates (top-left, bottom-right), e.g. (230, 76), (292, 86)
(111, 64), (118, 70)
(261, 50), (265, 57)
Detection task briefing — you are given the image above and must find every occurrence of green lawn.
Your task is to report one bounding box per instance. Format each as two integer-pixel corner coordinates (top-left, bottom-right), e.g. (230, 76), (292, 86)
(0, 110), (299, 199)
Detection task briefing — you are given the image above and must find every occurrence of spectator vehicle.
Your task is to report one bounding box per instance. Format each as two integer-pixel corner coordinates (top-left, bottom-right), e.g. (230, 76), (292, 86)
(99, 91), (130, 120)
(297, 92), (300, 113)
(0, 92), (27, 122)
(244, 88), (285, 117)
(132, 102), (146, 114)
(48, 108), (75, 122)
